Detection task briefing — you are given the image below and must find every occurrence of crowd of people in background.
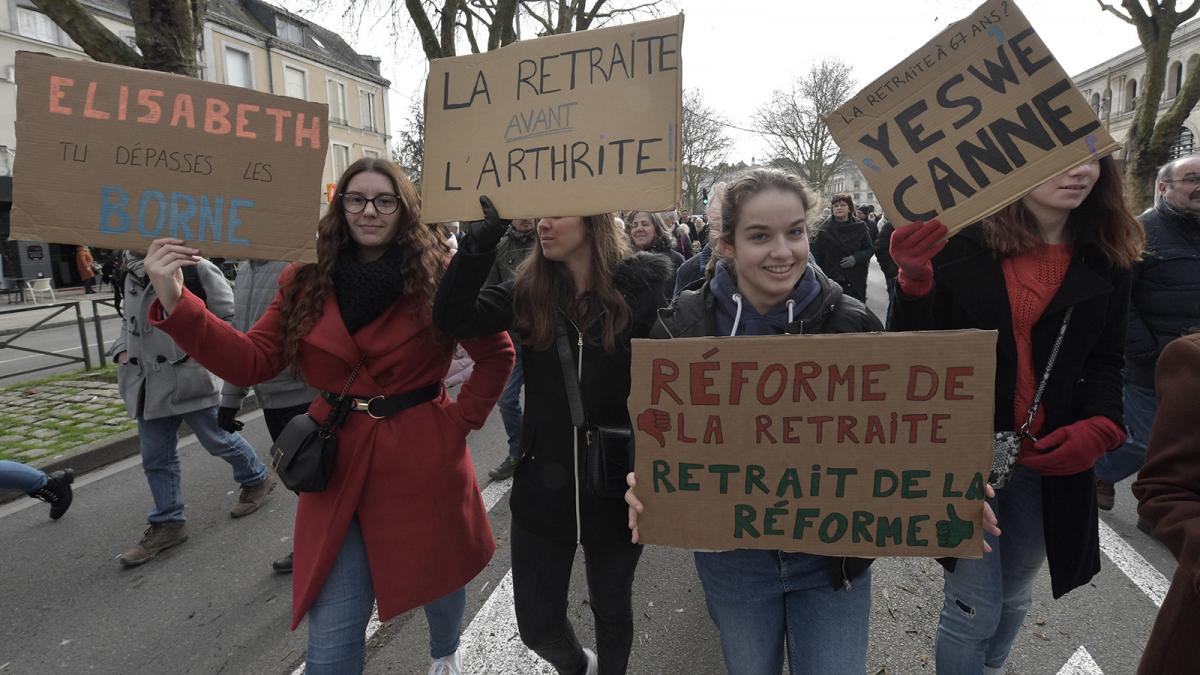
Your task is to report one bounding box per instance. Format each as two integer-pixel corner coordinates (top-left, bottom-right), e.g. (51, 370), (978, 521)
(7, 148), (1200, 675)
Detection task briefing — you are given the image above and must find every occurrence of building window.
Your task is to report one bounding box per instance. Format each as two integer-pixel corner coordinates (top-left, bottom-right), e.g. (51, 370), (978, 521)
(1091, 92), (1101, 114)
(332, 144), (350, 177)
(363, 148), (380, 159)
(853, 193), (861, 202)
(1168, 61), (1184, 99)
(277, 17), (303, 45)
(1125, 79), (1138, 113)
(18, 8), (63, 44)
(359, 90), (377, 132)
(1170, 127), (1194, 159)
(223, 46), (253, 88)
(327, 80), (347, 125)
(867, 192), (874, 201)
(284, 65), (307, 99)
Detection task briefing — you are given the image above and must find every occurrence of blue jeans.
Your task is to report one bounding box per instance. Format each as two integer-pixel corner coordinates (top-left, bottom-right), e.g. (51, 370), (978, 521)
(137, 406), (267, 523)
(693, 549), (872, 675)
(306, 518), (467, 673)
(1093, 381), (1157, 484)
(498, 344), (524, 458)
(936, 465), (1045, 674)
(0, 460), (47, 492)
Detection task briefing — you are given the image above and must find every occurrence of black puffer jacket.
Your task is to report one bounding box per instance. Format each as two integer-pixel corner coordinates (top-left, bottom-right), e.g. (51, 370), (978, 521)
(651, 265), (882, 589)
(434, 248), (674, 547)
(811, 217), (875, 302)
(1125, 205), (1200, 387)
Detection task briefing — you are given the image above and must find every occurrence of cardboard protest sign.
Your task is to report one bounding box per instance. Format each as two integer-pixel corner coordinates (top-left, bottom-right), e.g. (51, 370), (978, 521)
(422, 15), (683, 223)
(628, 330), (997, 558)
(11, 51), (328, 261)
(826, 0), (1117, 234)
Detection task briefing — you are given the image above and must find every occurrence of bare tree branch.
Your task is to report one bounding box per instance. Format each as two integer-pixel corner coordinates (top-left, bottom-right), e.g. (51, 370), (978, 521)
(31, 0), (143, 68)
(1096, 0), (1136, 23)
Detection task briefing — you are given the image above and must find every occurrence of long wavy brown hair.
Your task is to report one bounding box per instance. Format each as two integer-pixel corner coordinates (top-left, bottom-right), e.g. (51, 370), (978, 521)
(276, 158), (447, 369)
(984, 155), (1144, 268)
(512, 214), (633, 352)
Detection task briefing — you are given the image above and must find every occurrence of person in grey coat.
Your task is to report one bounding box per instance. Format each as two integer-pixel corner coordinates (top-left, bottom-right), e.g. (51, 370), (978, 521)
(218, 260), (318, 573)
(109, 252), (273, 568)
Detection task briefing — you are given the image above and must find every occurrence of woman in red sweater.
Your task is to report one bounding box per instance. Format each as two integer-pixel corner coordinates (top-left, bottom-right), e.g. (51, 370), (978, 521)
(138, 159), (513, 675)
(889, 157), (1143, 675)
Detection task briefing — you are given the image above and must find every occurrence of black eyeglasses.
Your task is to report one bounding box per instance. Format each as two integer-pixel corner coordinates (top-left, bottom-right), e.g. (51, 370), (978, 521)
(341, 192), (400, 214)
(1164, 175), (1200, 187)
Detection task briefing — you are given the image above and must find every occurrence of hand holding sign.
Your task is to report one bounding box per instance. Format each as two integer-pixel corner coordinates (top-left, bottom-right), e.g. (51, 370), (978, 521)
(461, 196), (511, 254)
(144, 238), (200, 313)
(636, 408), (671, 448)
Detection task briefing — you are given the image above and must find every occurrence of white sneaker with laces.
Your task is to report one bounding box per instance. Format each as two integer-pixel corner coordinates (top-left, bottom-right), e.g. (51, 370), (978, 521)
(583, 647), (598, 675)
(429, 650), (461, 675)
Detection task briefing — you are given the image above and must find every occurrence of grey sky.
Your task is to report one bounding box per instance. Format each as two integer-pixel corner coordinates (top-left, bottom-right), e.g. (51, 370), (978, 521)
(281, 0), (1145, 163)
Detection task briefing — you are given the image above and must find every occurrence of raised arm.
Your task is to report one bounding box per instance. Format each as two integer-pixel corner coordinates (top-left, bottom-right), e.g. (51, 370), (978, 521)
(433, 196), (518, 338)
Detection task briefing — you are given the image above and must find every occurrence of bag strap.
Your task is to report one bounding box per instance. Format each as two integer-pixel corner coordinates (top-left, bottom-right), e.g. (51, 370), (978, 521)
(1018, 306), (1073, 436)
(321, 358), (365, 434)
(554, 319), (586, 429)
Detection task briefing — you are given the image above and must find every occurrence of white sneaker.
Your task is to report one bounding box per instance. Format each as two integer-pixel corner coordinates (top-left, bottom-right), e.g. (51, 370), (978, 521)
(429, 650), (461, 675)
(583, 648), (598, 675)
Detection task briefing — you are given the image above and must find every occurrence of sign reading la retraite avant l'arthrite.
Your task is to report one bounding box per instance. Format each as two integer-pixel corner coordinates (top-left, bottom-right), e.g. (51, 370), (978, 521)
(11, 51), (329, 261)
(826, 0), (1118, 234)
(629, 330), (998, 558)
(422, 15), (684, 223)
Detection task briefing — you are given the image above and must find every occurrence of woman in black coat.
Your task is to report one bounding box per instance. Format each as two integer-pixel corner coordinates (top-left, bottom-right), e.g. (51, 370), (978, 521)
(889, 156), (1144, 675)
(434, 199), (672, 675)
(811, 194), (874, 302)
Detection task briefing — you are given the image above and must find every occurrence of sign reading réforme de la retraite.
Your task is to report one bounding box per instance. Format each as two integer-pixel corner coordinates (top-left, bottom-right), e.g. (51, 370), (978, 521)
(628, 330), (998, 558)
(826, 0), (1118, 234)
(11, 52), (328, 261)
(422, 15), (684, 223)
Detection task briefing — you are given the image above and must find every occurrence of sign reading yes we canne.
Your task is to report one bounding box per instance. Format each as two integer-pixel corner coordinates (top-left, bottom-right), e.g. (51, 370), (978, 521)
(826, 0), (1117, 234)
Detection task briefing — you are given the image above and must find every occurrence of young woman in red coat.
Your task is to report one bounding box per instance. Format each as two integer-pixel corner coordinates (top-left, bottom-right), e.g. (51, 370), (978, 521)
(889, 156), (1144, 674)
(139, 159), (514, 675)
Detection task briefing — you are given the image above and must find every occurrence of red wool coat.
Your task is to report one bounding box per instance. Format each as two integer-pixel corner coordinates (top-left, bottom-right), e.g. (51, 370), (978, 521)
(149, 270), (513, 628)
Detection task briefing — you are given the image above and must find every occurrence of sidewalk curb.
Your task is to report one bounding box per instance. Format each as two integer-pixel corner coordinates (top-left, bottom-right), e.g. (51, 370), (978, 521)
(0, 393), (263, 505)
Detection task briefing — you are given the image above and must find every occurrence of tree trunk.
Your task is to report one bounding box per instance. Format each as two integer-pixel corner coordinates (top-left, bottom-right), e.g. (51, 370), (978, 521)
(1124, 26), (1172, 209)
(31, 0), (142, 68)
(128, 0), (204, 76)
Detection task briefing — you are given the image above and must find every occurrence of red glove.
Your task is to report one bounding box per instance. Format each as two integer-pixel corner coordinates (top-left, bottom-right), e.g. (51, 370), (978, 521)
(1020, 416), (1126, 476)
(890, 219), (949, 298)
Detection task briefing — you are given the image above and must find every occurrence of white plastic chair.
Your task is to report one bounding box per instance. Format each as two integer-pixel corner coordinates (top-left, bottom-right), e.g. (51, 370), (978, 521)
(25, 278), (55, 303)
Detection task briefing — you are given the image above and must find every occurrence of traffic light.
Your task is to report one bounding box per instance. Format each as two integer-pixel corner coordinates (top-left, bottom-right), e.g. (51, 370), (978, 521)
(702, 187), (709, 205)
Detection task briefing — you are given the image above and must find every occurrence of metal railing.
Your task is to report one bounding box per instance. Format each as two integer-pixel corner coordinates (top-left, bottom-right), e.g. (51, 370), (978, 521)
(90, 297), (121, 368)
(0, 302), (91, 380)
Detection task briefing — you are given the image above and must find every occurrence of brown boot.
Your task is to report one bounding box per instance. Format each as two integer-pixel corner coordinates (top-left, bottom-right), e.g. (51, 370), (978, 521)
(119, 522), (188, 568)
(230, 475), (275, 518)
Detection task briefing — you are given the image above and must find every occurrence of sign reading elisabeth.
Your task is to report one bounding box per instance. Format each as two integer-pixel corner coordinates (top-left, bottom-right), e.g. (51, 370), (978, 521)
(628, 330), (998, 558)
(11, 51), (329, 261)
(826, 0), (1118, 234)
(421, 15), (684, 223)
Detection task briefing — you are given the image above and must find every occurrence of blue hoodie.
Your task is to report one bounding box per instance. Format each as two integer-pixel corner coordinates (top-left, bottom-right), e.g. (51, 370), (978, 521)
(709, 259), (823, 336)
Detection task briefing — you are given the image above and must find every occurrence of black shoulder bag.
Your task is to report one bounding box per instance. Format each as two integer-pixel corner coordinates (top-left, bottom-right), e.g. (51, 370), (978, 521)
(555, 320), (634, 499)
(270, 359), (364, 492)
(990, 307), (1073, 488)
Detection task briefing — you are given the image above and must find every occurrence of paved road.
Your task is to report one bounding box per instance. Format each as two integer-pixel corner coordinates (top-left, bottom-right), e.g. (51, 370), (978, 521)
(0, 315), (121, 383)
(0, 265), (1172, 674)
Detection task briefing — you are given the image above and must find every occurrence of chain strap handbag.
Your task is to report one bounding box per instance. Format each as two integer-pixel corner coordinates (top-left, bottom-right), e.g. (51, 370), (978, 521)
(270, 359), (364, 492)
(554, 320), (634, 499)
(991, 307), (1073, 488)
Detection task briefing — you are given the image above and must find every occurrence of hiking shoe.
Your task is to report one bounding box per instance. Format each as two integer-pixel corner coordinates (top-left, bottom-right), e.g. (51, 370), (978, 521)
(271, 551), (294, 574)
(28, 468), (74, 520)
(488, 456), (521, 481)
(230, 475), (275, 518)
(583, 648), (598, 675)
(119, 522), (188, 567)
(1096, 479), (1115, 511)
(429, 650), (461, 675)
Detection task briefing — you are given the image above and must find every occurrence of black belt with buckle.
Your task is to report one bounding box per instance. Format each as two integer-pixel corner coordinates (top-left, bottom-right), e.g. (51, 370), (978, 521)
(322, 382), (442, 420)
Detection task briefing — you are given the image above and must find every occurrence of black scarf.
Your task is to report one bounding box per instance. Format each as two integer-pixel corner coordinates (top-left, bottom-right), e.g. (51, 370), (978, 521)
(333, 245), (406, 335)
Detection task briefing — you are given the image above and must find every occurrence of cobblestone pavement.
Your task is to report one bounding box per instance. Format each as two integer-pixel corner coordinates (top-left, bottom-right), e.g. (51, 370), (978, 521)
(0, 375), (131, 463)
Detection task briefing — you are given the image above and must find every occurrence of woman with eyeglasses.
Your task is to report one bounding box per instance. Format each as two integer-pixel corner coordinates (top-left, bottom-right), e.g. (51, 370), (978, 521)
(137, 158), (515, 675)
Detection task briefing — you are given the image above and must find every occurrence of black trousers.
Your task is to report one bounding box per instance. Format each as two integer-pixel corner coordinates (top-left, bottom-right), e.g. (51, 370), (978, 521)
(510, 516), (643, 675)
(263, 402), (312, 443)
